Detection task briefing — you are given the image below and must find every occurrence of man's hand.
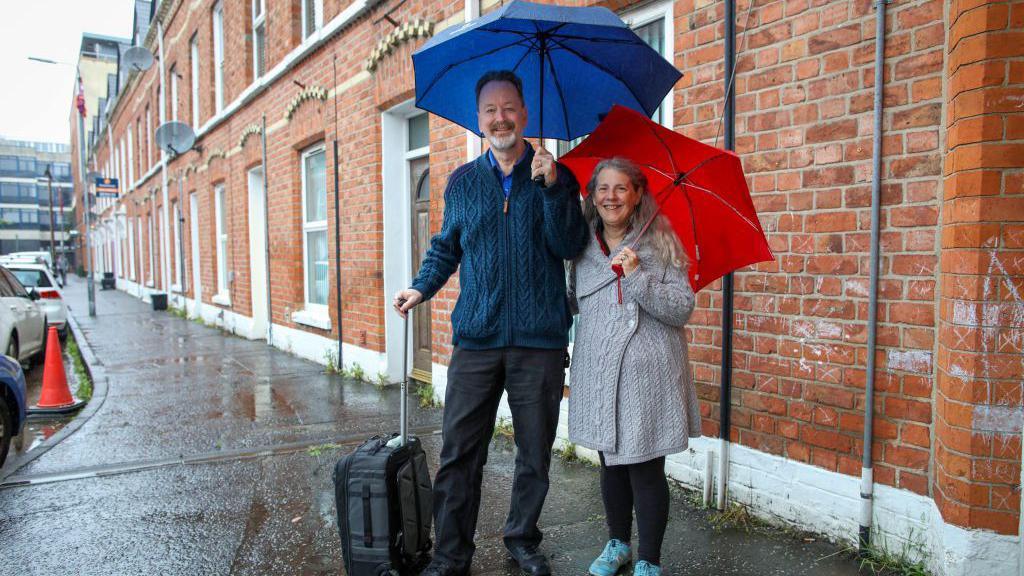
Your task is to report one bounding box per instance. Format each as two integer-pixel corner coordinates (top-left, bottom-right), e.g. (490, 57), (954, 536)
(531, 145), (557, 188)
(393, 288), (423, 318)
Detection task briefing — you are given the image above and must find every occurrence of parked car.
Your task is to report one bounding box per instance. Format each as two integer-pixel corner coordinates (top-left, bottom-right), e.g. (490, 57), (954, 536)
(0, 353), (27, 468)
(0, 266), (47, 366)
(3, 251), (53, 271)
(6, 263), (68, 340)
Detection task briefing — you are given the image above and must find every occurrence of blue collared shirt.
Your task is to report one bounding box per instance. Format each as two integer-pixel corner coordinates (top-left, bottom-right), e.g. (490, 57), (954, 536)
(487, 147), (530, 198)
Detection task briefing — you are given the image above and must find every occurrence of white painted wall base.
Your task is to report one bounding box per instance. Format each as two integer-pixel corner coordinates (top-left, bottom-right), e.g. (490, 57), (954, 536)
(113, 284), (384, 373)
(269, 322), (386, 375)
(428, 363), (1020, 576)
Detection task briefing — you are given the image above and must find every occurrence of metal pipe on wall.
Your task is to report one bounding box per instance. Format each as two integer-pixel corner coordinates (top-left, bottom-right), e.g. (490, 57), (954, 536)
(332, 56), (344, 368)
(860, 0), (887, 555)
(716, 0), (736, 512)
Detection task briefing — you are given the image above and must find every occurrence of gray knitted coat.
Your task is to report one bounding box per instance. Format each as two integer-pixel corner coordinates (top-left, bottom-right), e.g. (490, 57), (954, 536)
(567, 227), (701, 465)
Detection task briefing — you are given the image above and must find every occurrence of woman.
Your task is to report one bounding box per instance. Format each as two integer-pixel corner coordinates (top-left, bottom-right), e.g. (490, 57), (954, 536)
(568, 158), (700, 576)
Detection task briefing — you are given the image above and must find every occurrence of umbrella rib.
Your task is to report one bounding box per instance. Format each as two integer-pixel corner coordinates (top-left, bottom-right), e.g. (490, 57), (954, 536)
(418, 37), (536, 102)
(509, 40), (536, 75)
(548, 37), (651, 114)
(547, 33), (647, 45)
(643, 120), (681, 180)
(543, 48), (572, 139)
(679, 180), (762, 231)
(678, 152), (730, 182)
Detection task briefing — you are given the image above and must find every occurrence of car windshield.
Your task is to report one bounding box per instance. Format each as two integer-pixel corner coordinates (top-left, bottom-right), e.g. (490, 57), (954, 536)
(10, 269), (51, 288)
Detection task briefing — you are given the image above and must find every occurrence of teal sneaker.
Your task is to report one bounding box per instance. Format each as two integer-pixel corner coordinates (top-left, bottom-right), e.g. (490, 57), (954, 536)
(634, 560), (663, 576)
(588, 539), (632, 576)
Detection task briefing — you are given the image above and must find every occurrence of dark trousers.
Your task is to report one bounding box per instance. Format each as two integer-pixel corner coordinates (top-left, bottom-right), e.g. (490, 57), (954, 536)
(432, 346), (566, 571)
(599, 454), (670, 565)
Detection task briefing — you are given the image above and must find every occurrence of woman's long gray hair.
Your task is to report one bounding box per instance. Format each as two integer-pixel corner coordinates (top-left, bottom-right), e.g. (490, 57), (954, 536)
(582, 157), (688, 270)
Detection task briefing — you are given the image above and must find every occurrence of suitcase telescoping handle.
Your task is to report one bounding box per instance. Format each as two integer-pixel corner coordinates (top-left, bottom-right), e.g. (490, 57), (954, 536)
(400, 315), (409, 446)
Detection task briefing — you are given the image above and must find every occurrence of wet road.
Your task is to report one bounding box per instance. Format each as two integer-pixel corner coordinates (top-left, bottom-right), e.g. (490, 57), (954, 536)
(0, 279), (866, 575)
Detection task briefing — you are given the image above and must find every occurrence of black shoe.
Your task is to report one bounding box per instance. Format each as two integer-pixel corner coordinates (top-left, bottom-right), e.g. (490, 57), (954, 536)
(507, 545), (551, 576)
(420, 562), (467, 576)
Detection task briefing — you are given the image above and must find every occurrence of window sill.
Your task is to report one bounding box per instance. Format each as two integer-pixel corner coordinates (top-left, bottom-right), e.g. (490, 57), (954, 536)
(292, 309), (331, 330)
(171, 284), (183, 294)
(212, 292), (232, 307)
(145, 280), (155, 288)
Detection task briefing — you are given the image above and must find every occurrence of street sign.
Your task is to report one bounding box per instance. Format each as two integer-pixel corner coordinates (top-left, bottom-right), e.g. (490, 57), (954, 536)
(95, 177), (119, 198)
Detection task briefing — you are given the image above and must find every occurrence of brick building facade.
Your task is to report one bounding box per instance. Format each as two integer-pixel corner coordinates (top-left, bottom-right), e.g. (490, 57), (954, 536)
(70, 1), (1022, 574)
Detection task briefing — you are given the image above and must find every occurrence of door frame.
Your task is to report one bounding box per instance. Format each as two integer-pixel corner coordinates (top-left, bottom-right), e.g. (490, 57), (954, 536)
(381, 101), (425, 384)
(189, 192), (202, 318)
(247, 166), (268, 340)
(406, 130), (431, 384)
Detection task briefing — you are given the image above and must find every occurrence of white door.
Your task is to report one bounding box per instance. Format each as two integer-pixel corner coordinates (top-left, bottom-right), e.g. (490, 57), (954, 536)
(190, 193), (202, 317)
(247, 167), (268, 339)
(158, 209), (166, 290)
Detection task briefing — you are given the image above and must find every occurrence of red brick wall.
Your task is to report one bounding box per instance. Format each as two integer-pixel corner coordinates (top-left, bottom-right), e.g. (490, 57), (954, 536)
(934, 0), (1023, 535)
(72, 0), (1022, 536)
(658, 0), (946, 498)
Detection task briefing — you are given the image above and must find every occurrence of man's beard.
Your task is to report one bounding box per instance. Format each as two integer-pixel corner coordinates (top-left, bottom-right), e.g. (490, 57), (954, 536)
(486, 123), (518, 151)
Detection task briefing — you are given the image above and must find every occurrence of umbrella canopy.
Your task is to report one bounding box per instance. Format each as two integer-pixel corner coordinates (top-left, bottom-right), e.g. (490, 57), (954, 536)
(412, 0), (680, 141)
(561, 105), (774, 292)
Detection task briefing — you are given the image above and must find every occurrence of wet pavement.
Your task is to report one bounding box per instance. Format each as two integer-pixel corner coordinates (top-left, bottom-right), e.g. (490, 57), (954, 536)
(0, 278), (867, 575)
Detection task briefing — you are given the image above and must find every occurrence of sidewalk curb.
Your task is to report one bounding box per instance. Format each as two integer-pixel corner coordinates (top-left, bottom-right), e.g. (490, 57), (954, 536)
(0, 312), (109, 482)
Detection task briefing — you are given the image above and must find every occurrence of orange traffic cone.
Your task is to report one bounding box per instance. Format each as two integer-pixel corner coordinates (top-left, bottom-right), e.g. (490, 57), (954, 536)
(28, 326), (86, 415)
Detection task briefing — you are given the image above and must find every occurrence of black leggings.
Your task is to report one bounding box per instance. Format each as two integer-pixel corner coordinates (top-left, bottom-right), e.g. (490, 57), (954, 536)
(599, 454), (669, 565)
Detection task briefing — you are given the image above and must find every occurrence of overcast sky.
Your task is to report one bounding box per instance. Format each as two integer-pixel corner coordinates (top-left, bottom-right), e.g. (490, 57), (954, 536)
(0, 1), (135, 145)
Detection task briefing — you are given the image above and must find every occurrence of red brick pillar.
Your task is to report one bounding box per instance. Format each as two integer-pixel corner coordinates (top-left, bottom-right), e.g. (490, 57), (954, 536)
(935, 0), (1024, 534)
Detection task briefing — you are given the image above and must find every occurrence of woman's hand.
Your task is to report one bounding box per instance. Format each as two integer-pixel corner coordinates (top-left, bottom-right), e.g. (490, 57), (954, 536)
(613, 247), (640, 276)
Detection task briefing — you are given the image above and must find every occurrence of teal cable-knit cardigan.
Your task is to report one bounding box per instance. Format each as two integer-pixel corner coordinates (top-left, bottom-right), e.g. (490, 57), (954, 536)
(411, 144), (588, 350)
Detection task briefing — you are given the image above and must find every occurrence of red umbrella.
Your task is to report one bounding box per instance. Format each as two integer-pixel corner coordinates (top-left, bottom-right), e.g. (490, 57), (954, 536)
(561, 105), (774, 292)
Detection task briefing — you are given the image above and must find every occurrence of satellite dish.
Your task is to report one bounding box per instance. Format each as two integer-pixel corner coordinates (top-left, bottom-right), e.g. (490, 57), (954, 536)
(155, 121), (196, 156)
(123, 46), (154, 72)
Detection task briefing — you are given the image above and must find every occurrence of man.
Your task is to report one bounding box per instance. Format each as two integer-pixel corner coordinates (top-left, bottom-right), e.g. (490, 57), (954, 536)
(56, 253), (68, 286)
(394, 70), (588, 576)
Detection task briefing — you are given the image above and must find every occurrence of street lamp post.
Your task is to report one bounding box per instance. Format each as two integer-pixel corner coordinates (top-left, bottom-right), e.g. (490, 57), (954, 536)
(29, 55), (96, 316)
(81, 119), (95, 316)
(44, 166), (56, 266)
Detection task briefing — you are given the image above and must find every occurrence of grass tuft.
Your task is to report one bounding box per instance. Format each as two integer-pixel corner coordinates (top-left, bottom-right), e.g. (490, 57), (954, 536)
(839, 527), (931, 576)
(554, 441), (581, 464)
(65, 337), (92, 401)
(415, 381), (439, 408)
(306, 443), (341, 457)
(708, 502), (773, 533)
(492, 417), (514, 440)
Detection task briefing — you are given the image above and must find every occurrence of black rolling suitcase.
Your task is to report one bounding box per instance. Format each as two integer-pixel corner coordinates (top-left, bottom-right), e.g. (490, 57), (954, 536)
(334, 319), (433, 576)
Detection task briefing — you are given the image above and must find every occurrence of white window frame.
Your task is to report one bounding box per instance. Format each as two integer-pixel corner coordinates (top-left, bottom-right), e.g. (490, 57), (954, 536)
(169, 65), (179, 123)
(120, 140), (127, 193)
(146, 106), (153, 167)
(252, 0), (267, 79)
(214, 184), (230, 302)
(190, 35), (200, 129)
(172, 200), (182, 291)
(212, 2), (225, 112)
(300, 143), (328, 316)
(147, 213), (155, 287)
(302, 0), (324, 40)
(621, 0), (675, 130)
(127, 129), (134, 187)
(136, 120), (143, 173)
(128, 215), (136, 281)
(137, 217), (144, 283)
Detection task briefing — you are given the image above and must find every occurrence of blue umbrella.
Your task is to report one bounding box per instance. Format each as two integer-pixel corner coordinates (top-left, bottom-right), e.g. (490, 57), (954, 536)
(412, 0), (681, 142)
